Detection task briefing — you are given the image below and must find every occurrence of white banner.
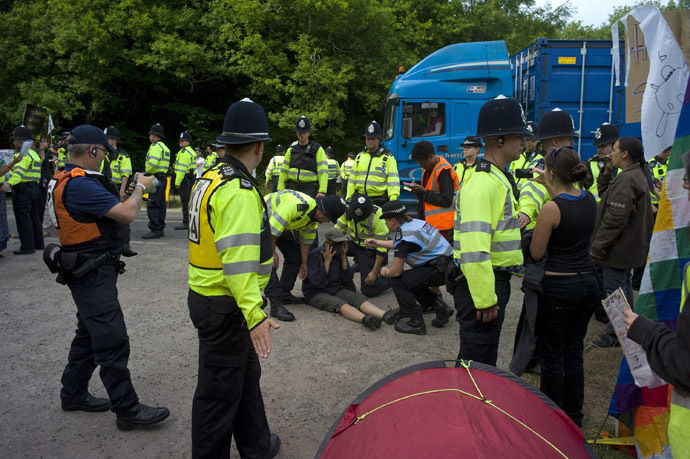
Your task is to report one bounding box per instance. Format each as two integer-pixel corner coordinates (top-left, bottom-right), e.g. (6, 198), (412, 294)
(612, 6), (689, 160)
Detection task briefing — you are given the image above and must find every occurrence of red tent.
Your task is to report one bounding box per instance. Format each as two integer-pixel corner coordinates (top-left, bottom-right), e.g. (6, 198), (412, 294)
(317, 361), (594, 458)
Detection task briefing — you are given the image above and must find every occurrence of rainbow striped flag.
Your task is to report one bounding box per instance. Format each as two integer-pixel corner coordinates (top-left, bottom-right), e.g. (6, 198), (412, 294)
(608, 74), (690, 458)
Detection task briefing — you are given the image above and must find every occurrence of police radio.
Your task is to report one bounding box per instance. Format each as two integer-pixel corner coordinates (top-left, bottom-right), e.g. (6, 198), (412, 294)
(124, 172), (160, 196)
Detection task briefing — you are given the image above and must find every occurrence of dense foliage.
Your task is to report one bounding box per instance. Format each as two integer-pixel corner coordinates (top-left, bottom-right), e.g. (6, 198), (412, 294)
(0, 0), (686, 171)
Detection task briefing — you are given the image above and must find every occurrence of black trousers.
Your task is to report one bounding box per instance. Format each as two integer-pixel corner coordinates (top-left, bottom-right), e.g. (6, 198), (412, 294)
(61, 264), (139, 412)
(347, 243), (390, 298)
(538, 273), (597, 426)
(188, 290), (271, 459)
(327, 179), (337, 196)
(179, 179), (193, 226)
(264, 231), (301, 300)
(284, 181), (318, 199)
(12, 182), (44, 252)
(146, 175), (167, 232)
(453, 273), (511, 367)
(390, 264), (445, 321)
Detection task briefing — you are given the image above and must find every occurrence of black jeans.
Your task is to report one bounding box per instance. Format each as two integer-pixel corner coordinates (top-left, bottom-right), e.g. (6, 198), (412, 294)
(391, 264), (446, 321)
(188, 290), (270, 459)
(347, 243), (390, 298)
(179, 177), (193, 226)
(537, 273), (597, 427)
(146, 174), (167, 232)
(61, 264), (139, 412)
(453, 273), (511, 367)
(264, 231), (301, 300)
(12, 182), (44, 251)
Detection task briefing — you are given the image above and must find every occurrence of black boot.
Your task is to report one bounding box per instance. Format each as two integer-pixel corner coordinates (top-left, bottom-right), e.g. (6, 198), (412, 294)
(362, 315), (382, 330)
(382, 308), (400, 325)
(115, 403), (170, 430)
(431, 294), (454, 328)
(267, 433), (281, 458)
(61, 393), (111, 412)
(394, 318), (427, 335)
(270, 299), (295, 321)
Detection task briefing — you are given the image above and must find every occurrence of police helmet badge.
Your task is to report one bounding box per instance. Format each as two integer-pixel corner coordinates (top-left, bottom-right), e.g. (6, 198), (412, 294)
(368, 124), (375, 134)
(299, 119), (306, 129)
(595, 128), (602, 139)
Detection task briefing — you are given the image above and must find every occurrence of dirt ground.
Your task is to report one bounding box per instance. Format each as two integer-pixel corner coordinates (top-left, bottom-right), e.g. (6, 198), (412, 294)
(1, 203), (627, 458)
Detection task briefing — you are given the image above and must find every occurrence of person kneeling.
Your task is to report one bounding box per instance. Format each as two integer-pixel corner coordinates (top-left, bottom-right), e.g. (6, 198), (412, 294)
(302, 227), (397, 329)
(367, 201), (454, 335)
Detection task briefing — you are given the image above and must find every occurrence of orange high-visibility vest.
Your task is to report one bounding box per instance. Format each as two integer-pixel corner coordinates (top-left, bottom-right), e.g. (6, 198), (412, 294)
(423, 156), (459, 231)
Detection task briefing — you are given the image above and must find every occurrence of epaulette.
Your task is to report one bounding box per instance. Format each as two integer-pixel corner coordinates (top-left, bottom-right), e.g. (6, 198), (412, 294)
(475, 160), (491, 172)
(218, 164), (253, 189)
(296, 203), (309, 212)
(119, 149), (130, 158)
(394, 229), (403, 241)
(532, 157), (545, 170)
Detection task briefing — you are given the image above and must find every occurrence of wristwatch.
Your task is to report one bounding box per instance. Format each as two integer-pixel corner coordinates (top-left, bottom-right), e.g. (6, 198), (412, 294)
(136, 183), (148, 193)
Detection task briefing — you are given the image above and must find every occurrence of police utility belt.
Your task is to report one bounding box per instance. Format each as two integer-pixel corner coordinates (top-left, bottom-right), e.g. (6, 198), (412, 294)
(43, 243), (126, 285)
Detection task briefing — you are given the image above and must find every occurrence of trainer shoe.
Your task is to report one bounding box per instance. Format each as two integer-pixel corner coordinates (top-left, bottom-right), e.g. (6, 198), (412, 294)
(362, 315), (382, 330)
(61, 393), (111, 412)
(116, 403), (170, 431)
(592, 334), (620, 348)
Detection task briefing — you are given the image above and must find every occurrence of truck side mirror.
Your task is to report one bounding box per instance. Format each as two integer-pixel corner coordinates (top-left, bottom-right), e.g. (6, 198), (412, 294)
(402, 118), (412, 139)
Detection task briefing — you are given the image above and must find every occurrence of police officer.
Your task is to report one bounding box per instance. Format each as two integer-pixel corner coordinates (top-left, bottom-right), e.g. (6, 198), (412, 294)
(340, 151), (356, 196)
(584, 123), (620, 203)
(56, 130), (70, 170)
(142, 123), (170, 239)
(649, 145), (671, 208)
(105, 126), (132, 198)
(277, 116), (328, 198)
(451, 96), (527, 366)
(325, 146), (340, 196)
(173, 131), (196, 230)
(264, 191), (346, 321)
(508, 121), (540, 183)
(265, 144), (285, 192)
(409, 140), (459, 242)
(334, 194), (392, 298)
(0, 125), (44, 255)
(347, 121), (400, 206)
(47, 125), (169, 430)
(519, 109), (576, 230)
(367, 201), (454, 335)
(187, 98), (281, 458)
(454, 136), (483, 177)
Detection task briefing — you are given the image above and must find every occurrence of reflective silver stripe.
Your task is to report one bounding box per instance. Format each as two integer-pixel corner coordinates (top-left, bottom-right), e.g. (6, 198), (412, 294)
(223, 260), (259, 275)
(453, 239), (461, 250)
(222, 131), (269, 136)
(460, 251), (491, 263)
(520, 190), (536, 202)
(215, 233), (260, 253)
(258, 263), (273, 276)
(491, 239), (521, 253)
(272, 212), (289, 229)
(496, 217), (520, 232)
(13, 166), (27, 173)
(365, 171), (388, 179)
(270, 223), (283, 236)
(460, 221), (493, 234)
(301, 228), (317, 235)
(425, 206), (453, 217)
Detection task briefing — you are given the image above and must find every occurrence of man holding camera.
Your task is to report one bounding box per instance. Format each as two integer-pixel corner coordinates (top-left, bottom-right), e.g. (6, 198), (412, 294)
(142, 123), (170, 239)
(47, 125), (169, 430)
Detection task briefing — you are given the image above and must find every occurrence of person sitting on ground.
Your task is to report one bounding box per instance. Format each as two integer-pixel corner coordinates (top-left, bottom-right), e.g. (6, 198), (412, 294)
(302, 227), (397, 330)
(366, 201), (454, 335)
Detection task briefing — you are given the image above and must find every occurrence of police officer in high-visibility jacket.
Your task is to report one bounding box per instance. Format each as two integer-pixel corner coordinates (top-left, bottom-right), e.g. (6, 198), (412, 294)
(366, 201), (454, 335)
(409, 140), (459, 242)
(263, 191), (346, 321)
(583, 123), (619, 204)
(173, 131), (196, 230)
(335, 194), (391, 298)
(203, 141), (219, 173)
(347, 121), (400, 206)
(277, 116), (328, 198)
(451, 96), (528, 366)
(648, 145), (671, 209)
(105, 126), (132, 198)
(340, 151), (356, 196)
(142, 123), (170, 239)
(265, 144), (285, 192)
(56, 130), (70, 170)
(518, 109), (576, 230)
(325, 146), (340, 196)
(453, 136), (482, 178)
(508, 121), (540, 186)
(0, 125), (44, 254)
(187, 98), (281, 458)
(46, 124), (169, 430)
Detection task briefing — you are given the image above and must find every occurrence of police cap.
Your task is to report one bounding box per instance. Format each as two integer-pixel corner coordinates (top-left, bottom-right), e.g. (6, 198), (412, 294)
(347, 152), (356, 158)
(315, 195), (347, 222)
(476, 96), (531, 138)
(593, 123), (620, 146)
(12, 125), (33, 141)
(461, 136), (483, 148)
(364, 121), (382, 138)
(295, 116), (311, 133)
(148, 123), (165, 138)
(104, 126), (120, 140)
(217, 98), (271, 145)
(379, 200), (408, 219)
(536, 109), (577, 140)
(347, 193), (374, 222)
(179, 131), (193, 142)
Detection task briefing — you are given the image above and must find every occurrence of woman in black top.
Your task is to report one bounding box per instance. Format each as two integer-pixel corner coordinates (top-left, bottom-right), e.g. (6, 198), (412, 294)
(528, 147), (598, 426)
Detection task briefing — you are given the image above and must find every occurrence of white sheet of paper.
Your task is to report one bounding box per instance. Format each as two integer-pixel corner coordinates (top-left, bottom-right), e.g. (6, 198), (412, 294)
(602, 288), (666, 388)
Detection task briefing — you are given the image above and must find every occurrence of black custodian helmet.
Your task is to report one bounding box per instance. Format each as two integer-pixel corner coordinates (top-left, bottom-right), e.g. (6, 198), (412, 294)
(148, 123), (165, 138)
(179, 131), (193, 142)
(104, 126), (121, 140)
(476, 96), (531, 138)
(592, 123), (620, 146)
(536, 109), (577, 140)
(217, 98), (271, 145)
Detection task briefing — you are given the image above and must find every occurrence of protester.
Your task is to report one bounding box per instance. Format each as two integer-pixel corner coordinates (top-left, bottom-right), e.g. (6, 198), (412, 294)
(591, 137), (654, 348)
(528, 146), (598, 426)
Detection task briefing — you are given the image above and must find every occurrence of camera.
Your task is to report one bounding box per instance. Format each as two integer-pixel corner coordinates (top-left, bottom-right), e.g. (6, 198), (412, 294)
(124, 172), (160, 196)
(515, 168), (533, 179)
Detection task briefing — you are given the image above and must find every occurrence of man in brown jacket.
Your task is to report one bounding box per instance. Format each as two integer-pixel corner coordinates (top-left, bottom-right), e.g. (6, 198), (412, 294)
(590, 137), (654, 347)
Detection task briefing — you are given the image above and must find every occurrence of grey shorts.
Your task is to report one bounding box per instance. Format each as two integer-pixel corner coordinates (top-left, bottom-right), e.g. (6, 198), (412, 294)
(306, 288), (369, 313)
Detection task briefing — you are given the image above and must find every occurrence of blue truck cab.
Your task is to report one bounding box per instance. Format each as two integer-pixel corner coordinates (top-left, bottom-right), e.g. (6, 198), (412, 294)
(380, 40), (514, 210)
